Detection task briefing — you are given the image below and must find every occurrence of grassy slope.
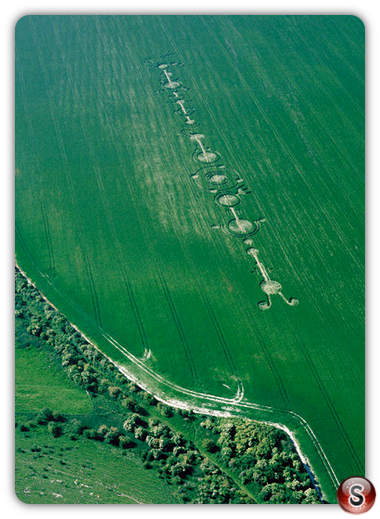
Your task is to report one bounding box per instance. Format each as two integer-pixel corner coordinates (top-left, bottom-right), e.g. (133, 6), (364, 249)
(15, 323), (181, 504)
(16, 324), (93, 415)
(16, 428), (180, 504)
(15, 276), (321, 504)
(15, 15), (364, 503)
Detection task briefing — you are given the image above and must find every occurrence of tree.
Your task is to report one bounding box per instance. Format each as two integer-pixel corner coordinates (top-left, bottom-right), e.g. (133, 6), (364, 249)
(221, 446), (233, 459)
(121, 397), (138, 411)
(134, 427), (147, 441)
(170, 463), (187, 478)
(254, 437), (273, 459)
(119, 436), (136, 449)
(47, 422), (63, 438)
(158, 436), (175, 453)
(108, 386), (122, 399)
(97, 424), (109, 439)
(157, 403), (173, 417)
(27, 317), (43, 337)
(202, 438), (219, 454)
(83, 428), (98, 440)
(260, 482), (303, 504)
(123, 414), (147, 433)
(105, 426), (120, 446)
(52, 411), (66, 423)
(62, 352), (74, 367)
(143, 392), (158, 405)
(303, 488), (319, 504)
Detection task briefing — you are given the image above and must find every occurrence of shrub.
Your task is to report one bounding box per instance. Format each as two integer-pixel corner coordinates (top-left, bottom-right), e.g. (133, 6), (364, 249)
(47, 422), (63, 438)
(119, 436), (136, 449)
(105, 426), (121, 446)
(42, 407), (54, 421)
(83, 428), (98, 440)
(97, 424), (109, 439)
(108, 386), (122, 399)
(202, 438), (219, 454)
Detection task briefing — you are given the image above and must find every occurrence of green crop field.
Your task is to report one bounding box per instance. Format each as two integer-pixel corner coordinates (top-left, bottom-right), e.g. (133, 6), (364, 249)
(15, 15), (364, 503)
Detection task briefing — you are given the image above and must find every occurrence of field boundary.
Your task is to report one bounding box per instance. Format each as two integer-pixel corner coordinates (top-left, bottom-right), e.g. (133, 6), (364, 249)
(102, 329), (340, 493)
(15, 261), (339, 503)
(15, 16), (365, 506)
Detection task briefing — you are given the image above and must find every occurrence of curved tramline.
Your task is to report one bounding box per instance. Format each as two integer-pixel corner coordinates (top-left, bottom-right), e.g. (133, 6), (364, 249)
(99, 330), (340, 491)
(16, 257), (339, 502)
(16, 15), (364, 505)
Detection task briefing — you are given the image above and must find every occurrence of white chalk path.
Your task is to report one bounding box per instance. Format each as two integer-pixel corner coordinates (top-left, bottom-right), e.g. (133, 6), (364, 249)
(163, 69), (173, 85)
(185, 115), (195, 125)
(176, 99), (187, 115)
(161, 67), (194, 124)
(189, 134), (218, 163)
(229, 207), (247, 234)
(16, 264), (339, 498)
(190, 133), (207, 157)
(162, 68), (180, 89)
(142, 348), (152, 361)
(248, 248), (270, 282)
(101, 331), (339, 494)
(190, 133), (207, 154)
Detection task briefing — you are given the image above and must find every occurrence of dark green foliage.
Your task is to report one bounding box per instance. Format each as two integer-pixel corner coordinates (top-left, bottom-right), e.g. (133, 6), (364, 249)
(202, 438), (219, 454)
(15, 267), (320, 504)
(47, 422), (63, 438)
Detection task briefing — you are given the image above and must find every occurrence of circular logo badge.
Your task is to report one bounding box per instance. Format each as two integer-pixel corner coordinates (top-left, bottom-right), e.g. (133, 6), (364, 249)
(337, 477), (376, 513)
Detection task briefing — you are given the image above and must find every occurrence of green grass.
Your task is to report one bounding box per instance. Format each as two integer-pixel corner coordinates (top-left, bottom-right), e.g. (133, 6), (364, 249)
(15, 318), (182, 504)
(15, 15), (364, 503)
(15, 427), (181, 504)
(16, 334), (92, 415)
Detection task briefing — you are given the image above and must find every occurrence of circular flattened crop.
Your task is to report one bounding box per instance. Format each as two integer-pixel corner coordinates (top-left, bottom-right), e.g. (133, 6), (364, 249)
(164, 81), (181, 89)
(227, 219), (257, 236)
(260, 280), (282, 294)
(216, 194), (240, 207)
(196, 151), (219, 163)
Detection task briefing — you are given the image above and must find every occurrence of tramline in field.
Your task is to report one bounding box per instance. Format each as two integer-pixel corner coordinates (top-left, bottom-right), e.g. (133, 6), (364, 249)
(16, 15), (365, 503)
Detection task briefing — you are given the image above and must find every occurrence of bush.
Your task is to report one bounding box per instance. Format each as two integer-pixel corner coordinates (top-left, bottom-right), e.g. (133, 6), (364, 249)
(108, 386), (122, 399)
(157, 403), (173, 417)
(202, 438), (219, 454)
(41, 408), (54, 421)
(121, 397), (138, 411)
(67, 418), (87, 435)
(105, 426), (121, 446)
(47, 422), (63, 438)
(97, 424), (109, 439)
(134, 427), (147, 441)
(83, 428), (98, 440)
(119, 436), (137, 449)
(52, 411), (67, 423)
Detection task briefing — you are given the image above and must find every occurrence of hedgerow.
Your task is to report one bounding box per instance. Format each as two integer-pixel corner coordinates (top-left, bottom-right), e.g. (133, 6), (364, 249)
(15, 267), (320, 504)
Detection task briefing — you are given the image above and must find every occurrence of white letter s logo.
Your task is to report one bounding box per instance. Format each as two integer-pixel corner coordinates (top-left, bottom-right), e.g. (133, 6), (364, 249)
(349, 484), (365, 507)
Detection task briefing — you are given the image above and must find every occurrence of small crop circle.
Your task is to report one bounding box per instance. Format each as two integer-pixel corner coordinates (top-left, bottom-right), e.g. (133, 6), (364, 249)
(216, 194), (240, 207)
(208, 174), (227, 185)
(228, 219), (256, 236)
(260, 280), (282, 295)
